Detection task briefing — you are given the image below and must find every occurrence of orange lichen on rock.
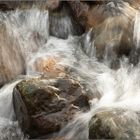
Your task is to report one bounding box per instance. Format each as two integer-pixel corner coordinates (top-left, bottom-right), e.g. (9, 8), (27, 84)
(34, 56), (66, 77)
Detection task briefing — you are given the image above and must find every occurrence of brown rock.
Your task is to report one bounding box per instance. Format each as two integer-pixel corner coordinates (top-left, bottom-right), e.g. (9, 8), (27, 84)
(49, 2), (84, 39)
(89, 109), (140, 139)
(34, 56), (66, 78)
(67, 0), (140, 31)
(13, 77), (90, 138)
(0, 23), (25, 87)
(80, 13), (134, 68)
(67, 1), (109, 30)
(0, 1), (52, 11)
(46, 0), (60, 11)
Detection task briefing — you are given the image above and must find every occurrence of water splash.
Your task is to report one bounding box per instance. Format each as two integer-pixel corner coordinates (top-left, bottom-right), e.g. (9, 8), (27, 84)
(0, 80), (25, 140)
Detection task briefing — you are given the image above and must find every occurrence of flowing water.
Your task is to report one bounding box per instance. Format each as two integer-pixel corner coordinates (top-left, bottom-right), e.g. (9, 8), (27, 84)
(0, 2), (140, 140)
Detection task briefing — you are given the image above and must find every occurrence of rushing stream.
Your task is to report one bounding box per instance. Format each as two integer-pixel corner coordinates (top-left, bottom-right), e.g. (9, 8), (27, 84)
(1, 1), (140, 140)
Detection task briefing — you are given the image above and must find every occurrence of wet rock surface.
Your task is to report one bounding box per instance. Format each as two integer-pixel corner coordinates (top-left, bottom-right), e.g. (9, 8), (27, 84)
(89, 109), (140, 139)
(49, 2), (84, 39)
(0, 1), (58, 11)
(80, 13), (134, 68)
(0, 23), (25, 87)
(67, 1), (135, 30)
(13, 77), (90, 138)
(67, 1), (106, 30)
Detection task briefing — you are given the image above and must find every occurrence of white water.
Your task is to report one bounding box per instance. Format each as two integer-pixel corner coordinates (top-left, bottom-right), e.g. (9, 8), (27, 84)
(134, 9), (140, 48)
(0, 2), (140, 140)
(0, 80), (25, 140)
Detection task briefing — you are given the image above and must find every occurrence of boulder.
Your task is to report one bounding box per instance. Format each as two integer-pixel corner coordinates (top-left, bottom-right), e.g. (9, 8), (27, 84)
(67, 1), (114, 30)
(89, 109), (140, 139)
(13, 77), (90, 138)
(80, 13), (134, 68)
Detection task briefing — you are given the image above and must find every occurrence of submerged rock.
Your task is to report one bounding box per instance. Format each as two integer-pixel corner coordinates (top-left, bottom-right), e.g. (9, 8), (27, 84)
(13, 77), (89, 138)
(89, 109), (140, 139)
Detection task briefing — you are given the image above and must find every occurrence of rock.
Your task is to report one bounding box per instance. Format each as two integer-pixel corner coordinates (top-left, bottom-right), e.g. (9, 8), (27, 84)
(49, 2), (84, 39)
(89, 109), (140, 139)
(0, 23), (25, 87)
(0, 1), (34, 11)
(13, 77), (90, 138)
(0, 1), (49, 11)
(46, 0), (60, 11)
(13, 88), (30, 134)
(67, 0), (139, 32)
(67, 1), (111, 30)
(80, 13), (134, 68)
(33, 56), (66, 78)
(67, 1), (89, 29)
(0, 1), (59, 11)
(129, 48), (140, 65)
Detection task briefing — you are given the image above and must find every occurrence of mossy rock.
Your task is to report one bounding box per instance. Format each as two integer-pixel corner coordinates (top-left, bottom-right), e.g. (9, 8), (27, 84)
(13, 77), (90, 138)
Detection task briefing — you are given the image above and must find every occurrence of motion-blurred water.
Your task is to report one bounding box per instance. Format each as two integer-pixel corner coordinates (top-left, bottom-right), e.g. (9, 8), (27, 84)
(0, 1), (140, 140)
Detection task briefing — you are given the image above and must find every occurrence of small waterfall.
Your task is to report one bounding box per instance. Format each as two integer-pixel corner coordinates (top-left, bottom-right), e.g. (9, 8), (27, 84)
(0, 80), (25, 140)
(0, 6), (50, 139)
(0, 7), (49, 86)
(134, 9), (140, 48)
